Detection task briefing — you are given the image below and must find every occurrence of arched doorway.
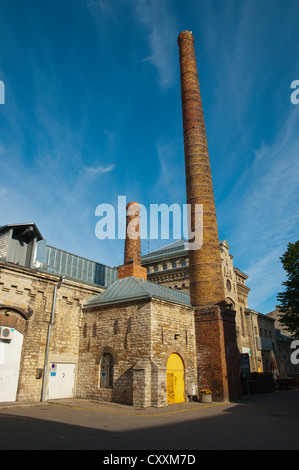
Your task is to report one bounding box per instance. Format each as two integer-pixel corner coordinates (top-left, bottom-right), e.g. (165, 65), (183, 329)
(0, 307), (29, 402)
(0, 328), (24, 402)
(166, 353), (185, 404)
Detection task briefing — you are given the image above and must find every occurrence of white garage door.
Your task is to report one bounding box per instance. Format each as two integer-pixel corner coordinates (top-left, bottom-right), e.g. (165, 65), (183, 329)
(0, 329), (23, 402)
(47, 363), (76, 400)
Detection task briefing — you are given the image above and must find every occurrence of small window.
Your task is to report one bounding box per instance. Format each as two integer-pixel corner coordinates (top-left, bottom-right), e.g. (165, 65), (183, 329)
(172, 262), (177, 269)
(181, 260), (186, 267)
(154, 265), (158, 272)
(163, 263), (167, 270)
(100, 353), (114, 388)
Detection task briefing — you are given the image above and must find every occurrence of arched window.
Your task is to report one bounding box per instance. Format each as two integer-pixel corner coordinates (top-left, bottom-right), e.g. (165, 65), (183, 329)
(226, 298), (235, 309)
(100, 353), (114, 388)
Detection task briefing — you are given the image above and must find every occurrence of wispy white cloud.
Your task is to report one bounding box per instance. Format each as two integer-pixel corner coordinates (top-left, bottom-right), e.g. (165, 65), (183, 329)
(201, 1), (270, 114)
(84, 163), (115, 175)
(227, 107), (299, 312)
(85, 0), (113, 13)
(192, 0), (299, 313)
(154, 137), (185, 201)
(84, 0), (178, 89)
(0, 54), (116, 258)
(133, 0), (178, 89)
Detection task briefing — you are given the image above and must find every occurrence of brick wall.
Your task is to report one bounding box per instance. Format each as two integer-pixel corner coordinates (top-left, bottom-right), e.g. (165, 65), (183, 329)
(117, 263), (147, 280)
(194, 305), (242, 401)
(124, 202), (142, 266)
(177, 31), (225, 307)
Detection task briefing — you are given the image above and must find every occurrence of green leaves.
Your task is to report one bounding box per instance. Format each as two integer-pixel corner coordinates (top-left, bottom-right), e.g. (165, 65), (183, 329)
(277, 241), (299, 339)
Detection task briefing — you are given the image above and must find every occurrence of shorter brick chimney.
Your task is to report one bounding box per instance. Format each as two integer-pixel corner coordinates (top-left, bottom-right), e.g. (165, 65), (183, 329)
(118, 202), (147, 280)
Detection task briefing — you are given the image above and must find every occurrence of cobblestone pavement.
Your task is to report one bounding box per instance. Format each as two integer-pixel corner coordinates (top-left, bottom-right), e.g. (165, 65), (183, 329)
(0, 390), (299, 450)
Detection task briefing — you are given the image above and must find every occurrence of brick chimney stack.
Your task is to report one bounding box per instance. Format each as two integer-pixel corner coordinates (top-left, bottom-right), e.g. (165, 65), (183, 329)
(177, 31), (242, 402)
(118, 202), (147, 280)
(177, 30), (225, 307)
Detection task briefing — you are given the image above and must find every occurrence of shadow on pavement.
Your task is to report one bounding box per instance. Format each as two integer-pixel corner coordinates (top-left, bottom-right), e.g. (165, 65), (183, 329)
(0, 390), (298, 450)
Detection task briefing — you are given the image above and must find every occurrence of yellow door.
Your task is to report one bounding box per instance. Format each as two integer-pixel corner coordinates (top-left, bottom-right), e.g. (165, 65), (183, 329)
(167, 354), (185, 404)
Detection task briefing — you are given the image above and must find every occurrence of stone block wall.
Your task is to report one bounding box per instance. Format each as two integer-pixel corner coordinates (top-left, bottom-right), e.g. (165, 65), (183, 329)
(0, 261), (102, 402)
(151, 299), (197, 396)
(78, 297), (197, 407)
(77, 300), (152, 405)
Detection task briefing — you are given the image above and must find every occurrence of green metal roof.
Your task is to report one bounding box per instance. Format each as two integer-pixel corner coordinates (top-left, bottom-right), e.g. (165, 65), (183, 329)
(141, 239), (188, 263)
(84, 276), (191, 308)
(141, 239), (229, 264)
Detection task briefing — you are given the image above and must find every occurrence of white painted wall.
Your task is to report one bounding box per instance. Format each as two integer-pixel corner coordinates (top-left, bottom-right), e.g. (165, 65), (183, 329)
(0, 329), (23, 402)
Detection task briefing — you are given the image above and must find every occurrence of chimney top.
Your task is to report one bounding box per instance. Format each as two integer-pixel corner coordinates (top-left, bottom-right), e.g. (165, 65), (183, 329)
(177, 31), (194, 43)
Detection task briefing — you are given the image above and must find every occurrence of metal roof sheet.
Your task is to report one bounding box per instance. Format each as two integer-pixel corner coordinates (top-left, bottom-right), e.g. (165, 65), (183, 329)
(141, 239), (188, 262)
(84, 276), (191, 308)
(0, 223), (43, 240)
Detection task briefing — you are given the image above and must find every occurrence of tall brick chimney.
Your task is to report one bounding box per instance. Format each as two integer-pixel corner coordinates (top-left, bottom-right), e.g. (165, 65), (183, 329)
(118, 202), (147, 280)
(178, 30), (225, 307)
(178, 31), (242, 401)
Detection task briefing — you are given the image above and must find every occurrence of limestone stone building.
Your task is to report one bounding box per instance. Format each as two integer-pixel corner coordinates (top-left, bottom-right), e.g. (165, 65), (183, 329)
(1, 30), (290, 407)
(142, 239), (250, 324)
(0, 223), (116, 403)
(141, 239), (294, 376)
(141, 239), (254, 364)
(0, 31), (242, 407)
(266, 307), (299, 377)
(77, 276), (197, 407)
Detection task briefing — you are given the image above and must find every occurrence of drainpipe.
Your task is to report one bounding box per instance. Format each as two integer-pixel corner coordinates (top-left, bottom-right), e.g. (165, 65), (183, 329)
(41, 276), (65, 402)
(251, 311), (258, 372)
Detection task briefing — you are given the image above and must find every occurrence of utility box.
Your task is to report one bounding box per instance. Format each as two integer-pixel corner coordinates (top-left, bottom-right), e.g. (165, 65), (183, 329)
(187, 381), (196, 396)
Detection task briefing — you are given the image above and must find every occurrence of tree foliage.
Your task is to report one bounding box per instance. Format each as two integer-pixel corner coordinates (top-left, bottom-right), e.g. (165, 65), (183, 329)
(277, 241), (299, 339)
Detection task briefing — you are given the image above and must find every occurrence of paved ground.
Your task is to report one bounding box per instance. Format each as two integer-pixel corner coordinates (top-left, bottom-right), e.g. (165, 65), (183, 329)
(0, 390), (298, 451)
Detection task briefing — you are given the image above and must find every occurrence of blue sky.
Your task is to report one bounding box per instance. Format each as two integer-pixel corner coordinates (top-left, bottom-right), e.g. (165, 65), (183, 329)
(0, 0), (298, 314)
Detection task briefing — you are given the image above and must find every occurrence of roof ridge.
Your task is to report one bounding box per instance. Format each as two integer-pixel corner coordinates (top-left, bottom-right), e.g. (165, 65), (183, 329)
(84, 275), (190, 308)
(142, 239), (187, 257)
